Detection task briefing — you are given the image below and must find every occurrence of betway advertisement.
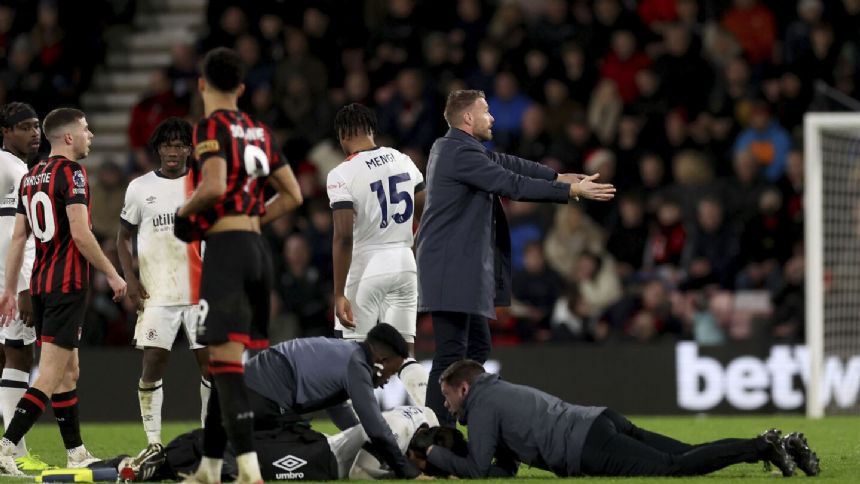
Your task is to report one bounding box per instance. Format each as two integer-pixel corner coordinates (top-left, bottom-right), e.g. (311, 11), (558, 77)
(75, 343), (859, 421)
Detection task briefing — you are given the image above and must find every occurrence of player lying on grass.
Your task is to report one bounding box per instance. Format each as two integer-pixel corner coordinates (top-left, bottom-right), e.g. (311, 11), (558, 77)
(113, 405), (439, 481)
(414, 359), (820, 478)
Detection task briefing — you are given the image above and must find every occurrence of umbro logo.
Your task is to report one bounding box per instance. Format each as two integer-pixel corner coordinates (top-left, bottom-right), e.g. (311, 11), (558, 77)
(273, 455), (306, 472)
(146, 196), (157, 204)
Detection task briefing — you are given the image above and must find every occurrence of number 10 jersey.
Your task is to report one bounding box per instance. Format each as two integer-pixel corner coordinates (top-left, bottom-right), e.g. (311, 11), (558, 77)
(326, 146), (424, 280)
(17, 155), (90, 295)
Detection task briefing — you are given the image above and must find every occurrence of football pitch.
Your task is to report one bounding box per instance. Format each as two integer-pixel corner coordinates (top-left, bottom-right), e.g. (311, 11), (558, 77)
(2, 415), (857, 483)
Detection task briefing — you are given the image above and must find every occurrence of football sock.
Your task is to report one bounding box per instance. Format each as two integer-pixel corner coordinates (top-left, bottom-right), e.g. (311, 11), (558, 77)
(4, 387), (48, 445)
(202, 384), (227, 459)
(236, 452), (262, 482)
(399, 358), (428, 407)
(0, 369), (29, 457)
(209, 361), (254, 455)
(197, 456), (223, 482)
(52, 390), (83, 449)
(138, 379), (163, 445)
(200, 377), (211, 428)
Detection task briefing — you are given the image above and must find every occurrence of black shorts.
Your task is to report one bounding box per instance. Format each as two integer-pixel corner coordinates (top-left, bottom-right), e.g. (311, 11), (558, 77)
(32, 291), (87, 349)
(197, 231), (272, 348)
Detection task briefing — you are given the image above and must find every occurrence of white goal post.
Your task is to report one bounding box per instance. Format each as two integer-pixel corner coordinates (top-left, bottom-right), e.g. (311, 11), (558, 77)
(804, 113), (860, 418)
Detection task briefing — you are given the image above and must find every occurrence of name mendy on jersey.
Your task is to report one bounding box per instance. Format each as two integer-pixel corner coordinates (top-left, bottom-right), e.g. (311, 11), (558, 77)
(365, 153), (395, 170)
(230, 124), (265, 141)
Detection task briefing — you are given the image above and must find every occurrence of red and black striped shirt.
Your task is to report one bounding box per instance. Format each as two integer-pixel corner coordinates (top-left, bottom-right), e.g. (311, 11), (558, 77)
(16, 156), (90, 294)
(190, 109), (285, 233)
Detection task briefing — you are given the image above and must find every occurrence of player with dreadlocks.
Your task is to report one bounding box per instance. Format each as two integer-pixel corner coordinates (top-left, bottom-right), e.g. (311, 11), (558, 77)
(0, 102), (52, 473)
(326, 103), (429, 408)
(117, 117), (211, 469)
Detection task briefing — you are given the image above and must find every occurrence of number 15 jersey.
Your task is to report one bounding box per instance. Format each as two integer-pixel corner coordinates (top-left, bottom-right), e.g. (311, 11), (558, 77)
(17, 156), (90, 294)
(326, 147), (424, 279)
(191, 109), (285, 233)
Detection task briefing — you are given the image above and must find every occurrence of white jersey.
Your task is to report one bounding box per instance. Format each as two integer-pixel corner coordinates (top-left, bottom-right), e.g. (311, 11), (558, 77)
(0, 149), (34, 294)
(120, 171), (201, 306)
(327, 405), (438, 479)
(326, 147), (424, 280)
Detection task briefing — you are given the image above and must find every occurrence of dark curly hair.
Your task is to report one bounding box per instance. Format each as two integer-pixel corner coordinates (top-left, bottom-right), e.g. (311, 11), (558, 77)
(148, 117), (192, 152)
(0, 102), (37, 129)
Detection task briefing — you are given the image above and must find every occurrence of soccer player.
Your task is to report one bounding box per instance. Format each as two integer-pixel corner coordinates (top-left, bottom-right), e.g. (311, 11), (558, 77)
(0, 108), (127, 475)
(0, 102), (51, 472)
(174, 47), (302, 484)
(326, 103), (429, 406)
(117, 118), (210, 462)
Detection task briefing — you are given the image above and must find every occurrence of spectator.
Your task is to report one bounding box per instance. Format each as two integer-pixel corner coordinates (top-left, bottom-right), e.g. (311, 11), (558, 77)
(487, 71), (532, 151)
(560, 42), (598, 106)
(379, 68), (437, 152)
(89, 160), (127, 241)
(606, 191), (649, 276)
(791, 22), (839, 87)
(581, 148), (618, 225)
(547, 112), (599, 173)
(466, 40), (501, 95)
(508, 200), (549, 272)
(199, 5), (248, 53)
(127, 69), (187, 172)
(736, 188), (793, 291)
(599, 29), (652, 104)
(718, 148), (768, 224)
(638, 152), (669, 214)
(544, 204), (605, 279)
(549, 283), (592, 341)
(733, 99), (792, 182)
(235, 34), (274, 102)
(682, 196), (739, 289)
(512, 242), (565, 341)
(783, 0), (824, 65)
(597, 278), (683, 342)
(572, 251), (623, 318)
(770, 254), (804, 343)
(643, 197), (687, 278)
(587, 79), (622, 145)
(721, 0), (777, 66)
(778, 148), (804, 240)
(652, 23), (713, 115)
(514, 104), (551, 162)
(542, 78), (580, 138)
(166, 42), (198, 103)
(277, 234), (331, 338)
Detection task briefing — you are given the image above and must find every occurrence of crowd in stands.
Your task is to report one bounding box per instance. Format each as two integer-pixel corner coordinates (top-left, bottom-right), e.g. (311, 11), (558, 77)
(4, 0), (860, 349)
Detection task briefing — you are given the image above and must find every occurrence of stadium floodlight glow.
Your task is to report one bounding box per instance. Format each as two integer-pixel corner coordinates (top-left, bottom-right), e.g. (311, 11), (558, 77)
(804, 112), (860, 418)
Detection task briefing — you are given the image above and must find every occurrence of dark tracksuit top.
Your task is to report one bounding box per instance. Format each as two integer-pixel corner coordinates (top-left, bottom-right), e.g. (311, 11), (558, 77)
(427, 373), (606, 477)
(243, 337), (420, 479)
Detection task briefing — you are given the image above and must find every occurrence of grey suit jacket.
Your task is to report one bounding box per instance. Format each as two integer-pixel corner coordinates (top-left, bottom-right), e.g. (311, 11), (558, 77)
(416, 128), (570, 318)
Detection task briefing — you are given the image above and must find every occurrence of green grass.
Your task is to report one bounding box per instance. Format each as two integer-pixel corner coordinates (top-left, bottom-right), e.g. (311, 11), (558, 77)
(3, 415), (858, 482)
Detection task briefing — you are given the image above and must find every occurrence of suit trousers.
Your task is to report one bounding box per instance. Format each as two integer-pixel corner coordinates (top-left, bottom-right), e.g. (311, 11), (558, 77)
(425, 311), (491, 427)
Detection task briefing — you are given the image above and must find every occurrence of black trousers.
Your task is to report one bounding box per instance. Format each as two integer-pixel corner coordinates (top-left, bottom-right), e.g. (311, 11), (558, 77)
(425, 311), (491, 427)
(580, 409), (765, 476)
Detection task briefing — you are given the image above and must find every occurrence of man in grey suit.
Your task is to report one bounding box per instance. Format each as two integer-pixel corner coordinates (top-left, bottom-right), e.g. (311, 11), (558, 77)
(415, 360), (816, 478)
(416, 89), (615, 426)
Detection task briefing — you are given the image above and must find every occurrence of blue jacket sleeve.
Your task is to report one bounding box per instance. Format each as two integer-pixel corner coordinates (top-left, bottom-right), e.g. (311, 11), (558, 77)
(451, 146), (570, 202)
(426, 407), (501, 478)
(346, 354), (420, 479)
(326, 402), (360, 431)
(490, 151), (557, 181)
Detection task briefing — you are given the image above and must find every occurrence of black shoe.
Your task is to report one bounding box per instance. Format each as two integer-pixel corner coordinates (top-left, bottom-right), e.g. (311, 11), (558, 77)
(783, 432), (820, 476)
(760, 429), (796, 477)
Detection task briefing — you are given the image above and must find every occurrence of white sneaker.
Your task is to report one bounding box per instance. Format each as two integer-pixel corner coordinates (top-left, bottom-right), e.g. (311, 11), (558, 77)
(0, 439), (23, 476)
(66, 446), (101, 468)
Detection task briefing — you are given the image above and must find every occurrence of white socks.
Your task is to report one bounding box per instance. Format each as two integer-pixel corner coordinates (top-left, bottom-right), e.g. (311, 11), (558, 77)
(0, 369), (28, 457)
(399, 359), (428, 407)
(138, 379), (163, 445)
(200, 378), (211, 428)
(198, 456), (223, 482)
(236, 452), (262, 483)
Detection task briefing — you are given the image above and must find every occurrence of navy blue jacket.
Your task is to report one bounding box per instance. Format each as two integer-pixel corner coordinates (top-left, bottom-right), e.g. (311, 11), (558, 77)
(416, 128), (571, 318)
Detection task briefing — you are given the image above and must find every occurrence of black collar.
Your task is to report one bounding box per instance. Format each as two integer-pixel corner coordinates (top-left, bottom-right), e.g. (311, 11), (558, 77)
(154, 168), (188, 179)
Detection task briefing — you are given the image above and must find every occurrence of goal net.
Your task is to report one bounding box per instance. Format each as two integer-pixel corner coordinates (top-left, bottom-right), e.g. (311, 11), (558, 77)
(805, 113), (860, 417)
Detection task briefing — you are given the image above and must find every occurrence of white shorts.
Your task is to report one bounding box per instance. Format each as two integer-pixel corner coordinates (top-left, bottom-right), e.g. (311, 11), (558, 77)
(133, 304), (204, 351)
(0, 319), (37, 347)
(335, 272), (417, 342)
(326, 425), (366, 479)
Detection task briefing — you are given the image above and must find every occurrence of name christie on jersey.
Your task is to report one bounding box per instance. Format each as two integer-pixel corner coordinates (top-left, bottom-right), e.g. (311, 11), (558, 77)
(23, 172), (51, 186)
(365, 153), (395, 170)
